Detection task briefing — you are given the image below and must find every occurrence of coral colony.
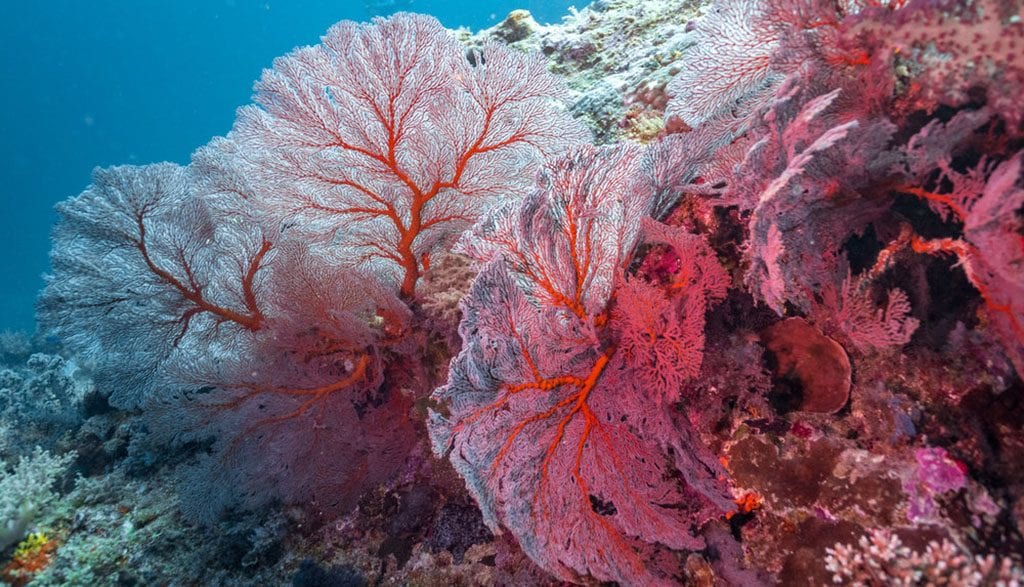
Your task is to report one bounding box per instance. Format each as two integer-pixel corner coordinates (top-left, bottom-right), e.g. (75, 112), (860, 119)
(4, 0), (1024, 584)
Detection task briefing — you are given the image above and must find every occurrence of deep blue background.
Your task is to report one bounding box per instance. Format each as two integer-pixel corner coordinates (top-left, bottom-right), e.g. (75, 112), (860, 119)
(0, 0), (576, 333)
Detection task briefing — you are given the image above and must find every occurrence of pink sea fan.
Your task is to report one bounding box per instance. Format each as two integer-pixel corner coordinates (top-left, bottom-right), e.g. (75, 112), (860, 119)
(613, 279), (705, 405)
(667, 0), (784, 129)
(810, 268), (919, 352)
(614, 219), (731, 403)
(430, 145), (734, 585)
(455, 144), (650, 319)
(232, 13), (588, 297)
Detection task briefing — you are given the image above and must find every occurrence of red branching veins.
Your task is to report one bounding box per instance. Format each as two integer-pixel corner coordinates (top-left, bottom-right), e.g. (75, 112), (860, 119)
(911, 236), (1024, 348)
(432, 146), (734, 585)
(453, 298), (688, 576)
(131, 206), (270, 339)
(898, 154), (1024, 365)
(235, 14), (586, 298)
(897, 185), (968, 222)
(147, 255), (418, 523)
(457, 145), (648, 320)
(207, 353), (371, 453)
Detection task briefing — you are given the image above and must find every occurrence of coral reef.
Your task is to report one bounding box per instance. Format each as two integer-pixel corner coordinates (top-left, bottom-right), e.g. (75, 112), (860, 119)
(8, 0), (1024, 585)
(825, 529), (1024, 586)
(0, 353), (88, 457)
(0, 449), (74, 553)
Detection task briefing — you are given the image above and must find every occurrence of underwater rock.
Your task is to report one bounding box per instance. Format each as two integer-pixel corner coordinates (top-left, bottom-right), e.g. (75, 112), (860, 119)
(376, 485), (439, 570)
(291, 559), (366, 587)
(473, 0), (703, 142)
(491, 9), (539, 44)
(424, 502), (493, 565)
(728, 435), (842, 510)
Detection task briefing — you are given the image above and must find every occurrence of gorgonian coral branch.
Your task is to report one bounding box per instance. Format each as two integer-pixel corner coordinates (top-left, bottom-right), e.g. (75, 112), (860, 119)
(231, 13), (588, 298)
(430, 145), (734, 585)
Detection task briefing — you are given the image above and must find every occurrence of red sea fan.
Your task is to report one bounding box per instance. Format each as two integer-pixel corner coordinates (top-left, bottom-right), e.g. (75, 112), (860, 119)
(429, 145), (734, 585)
(232, 13), (588, 298)
(666, 0), (784, 129)
(145, 244), (418, 523)
(613, 278), (705, 401)
(40, 12), (587, 523)
(455, 144), (650, 319)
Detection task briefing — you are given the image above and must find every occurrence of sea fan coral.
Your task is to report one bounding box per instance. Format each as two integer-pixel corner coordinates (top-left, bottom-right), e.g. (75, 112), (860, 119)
(430, 144), (734, 585)
(231, 13), (588, 297)
(666, 0), (782, 129)
(143, 245), (418, 523)
(38, 163), (273, 409)
(38, 11), (592, 523)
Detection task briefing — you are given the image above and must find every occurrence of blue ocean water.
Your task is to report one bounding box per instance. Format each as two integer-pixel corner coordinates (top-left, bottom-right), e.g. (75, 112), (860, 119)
(0, 0), (575, 333)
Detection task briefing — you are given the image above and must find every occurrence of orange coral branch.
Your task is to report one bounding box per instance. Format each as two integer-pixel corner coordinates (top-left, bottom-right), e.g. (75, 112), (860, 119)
(910, 236), (1024, 344)
(205, 354), (372, 456)
(898, 185), (968, 222)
